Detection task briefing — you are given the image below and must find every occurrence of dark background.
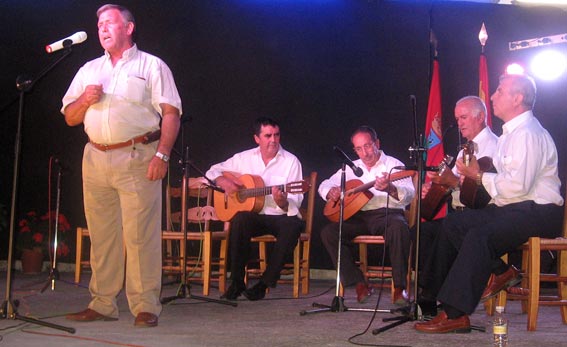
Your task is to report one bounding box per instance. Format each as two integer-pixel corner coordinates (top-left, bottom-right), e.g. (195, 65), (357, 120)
(1, 0), (566, 269)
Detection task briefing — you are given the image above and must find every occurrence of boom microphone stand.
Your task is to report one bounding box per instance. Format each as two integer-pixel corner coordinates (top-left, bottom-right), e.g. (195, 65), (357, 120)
(300, 162), (390, 316)
(160, 147), (236, 307)
(1, 46), (76, 333)
(371, 137), (426, 334)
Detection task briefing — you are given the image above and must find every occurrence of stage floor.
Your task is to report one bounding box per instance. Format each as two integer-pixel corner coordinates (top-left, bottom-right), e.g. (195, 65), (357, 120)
(0, 271), (564, 347)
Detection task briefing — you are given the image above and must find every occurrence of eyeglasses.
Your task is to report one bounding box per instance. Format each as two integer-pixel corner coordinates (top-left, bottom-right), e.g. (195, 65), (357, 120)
(353, 142), (374, 153)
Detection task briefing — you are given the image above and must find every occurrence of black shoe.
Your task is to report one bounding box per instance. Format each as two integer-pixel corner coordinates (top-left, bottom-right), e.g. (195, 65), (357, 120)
(242, 281), (268, 301)
(221, 280), (246, 301)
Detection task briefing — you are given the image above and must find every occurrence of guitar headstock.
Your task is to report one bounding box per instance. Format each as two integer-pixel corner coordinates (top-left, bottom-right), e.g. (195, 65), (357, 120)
(437, 154), (454, 175)
(461, 141), (476, 166)
(285, 180), (311, 194)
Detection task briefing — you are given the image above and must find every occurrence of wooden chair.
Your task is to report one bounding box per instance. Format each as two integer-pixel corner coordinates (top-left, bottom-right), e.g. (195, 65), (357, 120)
(244, 172), (317, 298)
(339, 173), (418, 303)
(74, 227), (91, 284)
(488, 190), (567, 331)
(162, 178), (230, 296)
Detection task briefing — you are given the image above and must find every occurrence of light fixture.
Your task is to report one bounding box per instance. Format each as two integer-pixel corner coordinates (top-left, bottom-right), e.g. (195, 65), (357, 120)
(509, 32), (567, 51)
(514, 0), (567, 4)
(506, 63), (525, 75)
(530, 50), (567, 80)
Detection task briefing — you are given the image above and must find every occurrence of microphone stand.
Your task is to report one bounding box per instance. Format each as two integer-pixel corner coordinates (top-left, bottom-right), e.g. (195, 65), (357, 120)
(160, 147), (235, 307)
(1, 46), (76, 333)
(371, 137), (426, 334)
(300, 163), (390, 316)
(40, 160), (64, 293)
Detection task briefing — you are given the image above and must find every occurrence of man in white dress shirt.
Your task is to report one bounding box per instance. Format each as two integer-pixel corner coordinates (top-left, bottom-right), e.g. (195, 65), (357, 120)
(319, 125), (415, 305)
(206, 117), (304, 301)
(416, 74), (564, 333)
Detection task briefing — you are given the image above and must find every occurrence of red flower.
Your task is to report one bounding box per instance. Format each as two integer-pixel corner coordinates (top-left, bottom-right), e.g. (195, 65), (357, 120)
(17, 209), (72, 257)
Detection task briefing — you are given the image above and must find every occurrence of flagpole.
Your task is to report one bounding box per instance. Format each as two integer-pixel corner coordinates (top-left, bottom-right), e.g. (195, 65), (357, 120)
(479, 22), (493, 129)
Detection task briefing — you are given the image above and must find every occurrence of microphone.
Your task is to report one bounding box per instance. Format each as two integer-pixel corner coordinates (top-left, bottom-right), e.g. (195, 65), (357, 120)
(393, 165), (439, 172)
(54, 158), (72, 173)
(333, 146), (363, 177)
(46, 31), (87, 53)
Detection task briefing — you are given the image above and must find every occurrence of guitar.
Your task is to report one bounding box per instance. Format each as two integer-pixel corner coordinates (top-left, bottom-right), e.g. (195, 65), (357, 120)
(420, 154), (455, 221)
(323, 170), (415, 223)
(459, 141), (494, 209)
(213, 172), (310, 221)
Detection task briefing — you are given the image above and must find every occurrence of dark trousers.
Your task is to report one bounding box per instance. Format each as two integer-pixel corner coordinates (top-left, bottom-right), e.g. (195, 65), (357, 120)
(422, 201), (563, 315)
(320, 208), (410, 288)
(228, 211), (304, 287)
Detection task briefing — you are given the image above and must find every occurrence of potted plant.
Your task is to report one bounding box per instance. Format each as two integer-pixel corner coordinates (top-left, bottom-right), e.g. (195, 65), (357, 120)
(17, 210), (72, 273)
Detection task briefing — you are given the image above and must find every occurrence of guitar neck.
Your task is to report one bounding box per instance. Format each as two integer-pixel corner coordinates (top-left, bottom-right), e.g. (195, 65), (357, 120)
(348, 170), (414, 195)
(237, 184), (285, 200)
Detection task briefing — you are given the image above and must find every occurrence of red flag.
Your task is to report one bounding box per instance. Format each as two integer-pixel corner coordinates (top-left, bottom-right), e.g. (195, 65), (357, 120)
(424, 58), (447, 219)
(479, 53), (492, 129)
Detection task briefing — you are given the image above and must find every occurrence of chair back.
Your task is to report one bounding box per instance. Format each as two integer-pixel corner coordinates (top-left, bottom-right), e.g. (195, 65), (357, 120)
(166, 177), (211, 230)
(405, 172), (419, 228)
(302, 171), (318, 235)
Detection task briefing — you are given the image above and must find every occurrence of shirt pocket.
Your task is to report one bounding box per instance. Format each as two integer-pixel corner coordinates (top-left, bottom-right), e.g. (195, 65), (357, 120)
(114, 75), (148, 104)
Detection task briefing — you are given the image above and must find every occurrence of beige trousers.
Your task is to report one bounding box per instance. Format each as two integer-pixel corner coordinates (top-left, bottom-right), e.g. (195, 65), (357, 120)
(82, 142), (162, 318)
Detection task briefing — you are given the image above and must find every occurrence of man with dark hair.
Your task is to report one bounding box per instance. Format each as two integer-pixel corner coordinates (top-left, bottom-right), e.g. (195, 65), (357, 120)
(319, 125), (415, 304)
(206, 117), (305, 301)
(416, 74), (564, 333)
(62, 4), (181, 327)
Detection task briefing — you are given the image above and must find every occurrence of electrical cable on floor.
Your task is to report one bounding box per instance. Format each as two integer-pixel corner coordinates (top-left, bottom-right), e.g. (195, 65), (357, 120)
(346, 171), (412, 347)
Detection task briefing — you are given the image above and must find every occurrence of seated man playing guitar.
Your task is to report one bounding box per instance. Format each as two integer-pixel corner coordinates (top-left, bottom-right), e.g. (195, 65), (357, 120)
(415, 74), (564, 334)
(319, 125), (415, 305)
(205, 116), (305, 301)
(416, 95), (497, 293)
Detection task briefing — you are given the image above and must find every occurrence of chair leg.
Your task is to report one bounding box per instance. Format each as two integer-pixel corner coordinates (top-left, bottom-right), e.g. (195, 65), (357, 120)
(75, 227), (83, 284)
(521, 248), (529, 313)
(559, 248), (567, 325)
(219, 239), (228, 293)
(301, 241), (310, 295)
(527, 237), (541, 331)
(293, 242), (300, 298)
(202, 233), (212, 296)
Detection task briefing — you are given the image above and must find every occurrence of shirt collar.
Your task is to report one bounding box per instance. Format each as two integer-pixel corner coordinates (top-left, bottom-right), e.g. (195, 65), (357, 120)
(502, 110), (533, 135)
(104, 44), (138, 62)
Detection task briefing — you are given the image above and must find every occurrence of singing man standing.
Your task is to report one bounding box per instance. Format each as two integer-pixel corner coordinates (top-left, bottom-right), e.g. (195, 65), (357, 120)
(61, 4), (182, 327)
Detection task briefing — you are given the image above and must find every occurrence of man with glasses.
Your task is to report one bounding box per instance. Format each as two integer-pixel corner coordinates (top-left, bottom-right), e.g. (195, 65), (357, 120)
(319, 125), (415, 304)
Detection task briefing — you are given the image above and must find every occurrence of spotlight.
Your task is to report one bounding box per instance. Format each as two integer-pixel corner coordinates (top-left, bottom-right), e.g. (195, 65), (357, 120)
(530, 50), (567, 80)
(506, 63), (525, 75)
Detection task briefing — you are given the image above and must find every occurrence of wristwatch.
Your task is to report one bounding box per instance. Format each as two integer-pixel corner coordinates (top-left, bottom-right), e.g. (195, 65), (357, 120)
(155, 151), (170, 163)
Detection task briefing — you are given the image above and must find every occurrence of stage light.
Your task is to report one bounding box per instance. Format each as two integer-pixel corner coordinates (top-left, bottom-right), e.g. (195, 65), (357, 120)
(515, 0), (567, 4)
(509, 32), (567, 51)
(506, 63), (525, 75)
(530, 50), (567, 81)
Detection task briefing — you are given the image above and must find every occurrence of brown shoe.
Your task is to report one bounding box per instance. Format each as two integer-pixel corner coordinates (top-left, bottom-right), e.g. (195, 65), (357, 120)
(66, 308), (117, 322)
(355, 282), (374, 304)
(414, 311), (471, 333)
(480, 265), (522, 302)
(393, 288), (409, 306)
(134, 312), (158, 327)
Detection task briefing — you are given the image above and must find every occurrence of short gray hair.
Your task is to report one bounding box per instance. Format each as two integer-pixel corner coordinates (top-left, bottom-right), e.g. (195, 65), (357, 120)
(455, 95), (487, 122)
(499, 74), (537, 109)
(97, 4), (136, 27)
